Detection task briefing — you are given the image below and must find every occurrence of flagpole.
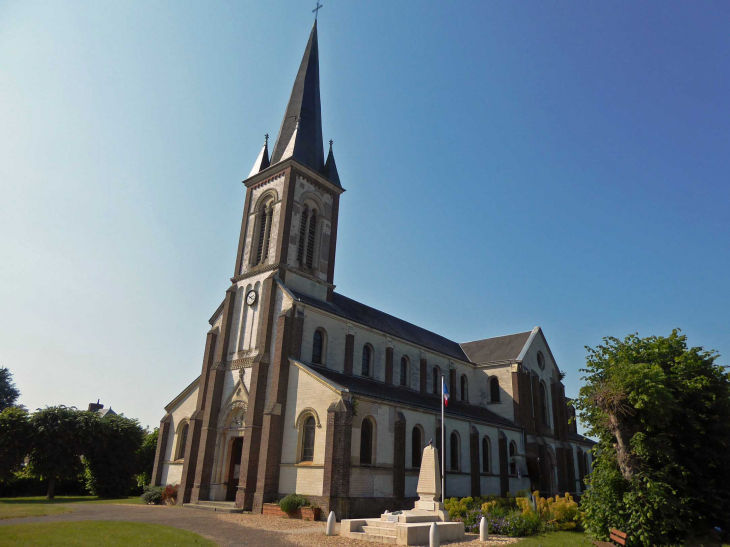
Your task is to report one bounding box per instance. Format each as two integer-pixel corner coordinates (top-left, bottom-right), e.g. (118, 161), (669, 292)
(441, 374), (445, 503)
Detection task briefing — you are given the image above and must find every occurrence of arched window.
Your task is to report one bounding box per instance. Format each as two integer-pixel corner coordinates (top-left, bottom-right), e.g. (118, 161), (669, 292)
(312, 329), (325, 365)
(460, 375), (468, 402)
(255, 199), (274, 265)
(412, 426), (422, 468)
(176, 422), (189, 460)
(537, 351), (545, 370)
(361, 345), (372, 377)
(540, 382), (549, 425)
(450, 432), (459, 471)
(481, 436), (491, 472)
(360, 418), (374, 465)
(432, 366), (440, 394)
(301, 416), (316, 462)
(400, 356), (409, 386)
(509, 441), (517, 475)
(490, 377), (500, 403)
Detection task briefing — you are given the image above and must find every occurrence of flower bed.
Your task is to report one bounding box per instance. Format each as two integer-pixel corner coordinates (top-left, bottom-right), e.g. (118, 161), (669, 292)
(446, 491), (582, 538)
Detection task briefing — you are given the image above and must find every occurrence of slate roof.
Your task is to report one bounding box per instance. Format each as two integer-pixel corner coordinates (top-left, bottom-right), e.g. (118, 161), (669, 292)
(287, 287), (470, 362)
(460, 331), (533, 364)
(298, 360), (516, 428)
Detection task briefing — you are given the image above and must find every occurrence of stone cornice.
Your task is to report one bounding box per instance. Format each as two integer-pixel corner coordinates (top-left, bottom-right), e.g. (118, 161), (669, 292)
(243, 158), (345, 196)
(213, 352), (270, 371)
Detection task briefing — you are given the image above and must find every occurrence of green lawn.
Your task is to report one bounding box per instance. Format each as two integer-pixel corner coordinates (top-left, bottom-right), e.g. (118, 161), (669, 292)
(0, 521), (214, 546)
(516, 531), (594, 546)
(0, 496), (143, 519)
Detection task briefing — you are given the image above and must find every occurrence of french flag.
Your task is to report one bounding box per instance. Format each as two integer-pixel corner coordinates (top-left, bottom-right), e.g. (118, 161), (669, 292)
(443, 382), (450, 407)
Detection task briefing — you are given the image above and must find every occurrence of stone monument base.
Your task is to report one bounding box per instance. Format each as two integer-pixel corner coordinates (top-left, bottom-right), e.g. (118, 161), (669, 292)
(340, 507), (465, 545)
(339, 445), (464, 544)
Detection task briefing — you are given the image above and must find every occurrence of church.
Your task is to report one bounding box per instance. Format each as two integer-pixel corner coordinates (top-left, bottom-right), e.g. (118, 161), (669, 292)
(151, 20), (595, 519)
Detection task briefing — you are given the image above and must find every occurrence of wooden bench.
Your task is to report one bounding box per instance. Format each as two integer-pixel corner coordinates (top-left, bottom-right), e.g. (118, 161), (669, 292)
(592, 528), (627, 546)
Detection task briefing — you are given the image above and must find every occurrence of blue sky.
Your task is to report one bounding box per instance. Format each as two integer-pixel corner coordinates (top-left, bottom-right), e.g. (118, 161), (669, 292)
(1, 1), (728, 431)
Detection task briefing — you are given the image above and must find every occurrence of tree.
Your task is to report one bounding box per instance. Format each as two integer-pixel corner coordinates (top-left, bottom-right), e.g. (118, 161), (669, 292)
(28, 406), (96, 498)
(0, 367), (20, 411)
(0, 407), (33, 480)
(576, 330), (730, 546)
(135, 427), (158, 488)
(84, 415), (145, 498)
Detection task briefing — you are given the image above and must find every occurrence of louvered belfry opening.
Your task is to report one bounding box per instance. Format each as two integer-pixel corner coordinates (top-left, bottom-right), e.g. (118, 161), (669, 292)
(256, 208), (267, 264)
(306, 209), (317, 268)
(297, 206), (309, 264)
(255, 201), (274, 265)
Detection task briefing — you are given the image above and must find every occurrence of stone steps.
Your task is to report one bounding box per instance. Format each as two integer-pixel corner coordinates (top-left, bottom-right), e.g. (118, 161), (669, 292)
(362, 525), (398, 536)
(350, 531), (397, 544)
(183, 501), (243, 513)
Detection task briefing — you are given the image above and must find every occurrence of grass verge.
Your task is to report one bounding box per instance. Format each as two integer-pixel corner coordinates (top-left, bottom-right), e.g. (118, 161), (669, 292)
(0, 520), (214, 546)
(516, 531), (594, 546)
(0, 496), (142, 519)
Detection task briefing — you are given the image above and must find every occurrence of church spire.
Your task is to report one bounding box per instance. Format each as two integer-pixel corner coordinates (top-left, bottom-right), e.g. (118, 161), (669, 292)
(270, 20), (324, 174)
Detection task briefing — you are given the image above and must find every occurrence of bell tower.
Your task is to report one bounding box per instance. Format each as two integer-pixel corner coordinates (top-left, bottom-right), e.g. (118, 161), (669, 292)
(232, 19), (343, 302)
(180, 20), (344, 510)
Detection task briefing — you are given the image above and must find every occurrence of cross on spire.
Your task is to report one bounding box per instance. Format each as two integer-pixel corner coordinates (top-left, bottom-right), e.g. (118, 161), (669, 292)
(312, 1), (323, 20)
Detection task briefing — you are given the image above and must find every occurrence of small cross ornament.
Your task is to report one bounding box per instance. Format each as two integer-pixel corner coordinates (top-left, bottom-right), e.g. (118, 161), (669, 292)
(312, 1), (323, 20)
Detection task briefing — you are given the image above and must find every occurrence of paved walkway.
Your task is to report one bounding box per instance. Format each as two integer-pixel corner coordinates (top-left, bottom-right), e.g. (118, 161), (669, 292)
(0, 504), (324, 546)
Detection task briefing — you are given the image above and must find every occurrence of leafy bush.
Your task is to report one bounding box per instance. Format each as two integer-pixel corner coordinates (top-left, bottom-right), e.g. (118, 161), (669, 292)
(141, 484), (164, 505)
(161, 484), (178, 505)
(278, 494), (310, 513)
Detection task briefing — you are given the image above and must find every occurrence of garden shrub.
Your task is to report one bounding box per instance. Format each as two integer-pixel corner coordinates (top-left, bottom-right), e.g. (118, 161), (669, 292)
(141, 484), (164, 505)
(161, 484), (178, 505)
(278, 493), (309, 513)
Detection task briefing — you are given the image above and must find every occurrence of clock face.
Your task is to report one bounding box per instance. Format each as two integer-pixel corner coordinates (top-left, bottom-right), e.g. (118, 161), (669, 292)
(246, 290), (257, 306)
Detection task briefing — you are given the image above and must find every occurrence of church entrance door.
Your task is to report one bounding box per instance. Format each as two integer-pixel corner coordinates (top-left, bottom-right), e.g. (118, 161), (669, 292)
(226, 437), (243, 501)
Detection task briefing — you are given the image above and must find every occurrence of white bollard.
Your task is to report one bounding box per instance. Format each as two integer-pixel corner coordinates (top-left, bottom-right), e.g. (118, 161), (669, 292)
(429, 521), (439, 547)
(480, 516), (489, 541)
(326, 511), (336, 536)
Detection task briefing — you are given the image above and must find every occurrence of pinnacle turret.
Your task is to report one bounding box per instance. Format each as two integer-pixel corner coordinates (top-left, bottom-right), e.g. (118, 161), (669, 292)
(324, 140), (340, 187)
(247, 134), (270, 179)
